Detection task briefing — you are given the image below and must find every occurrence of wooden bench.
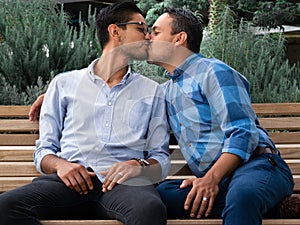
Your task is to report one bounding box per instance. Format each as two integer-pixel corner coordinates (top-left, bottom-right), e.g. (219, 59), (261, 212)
(1, 103), (300, 225)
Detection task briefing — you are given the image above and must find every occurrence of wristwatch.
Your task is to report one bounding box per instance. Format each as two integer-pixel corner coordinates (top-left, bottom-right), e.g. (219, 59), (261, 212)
(131, 158), (150, 167)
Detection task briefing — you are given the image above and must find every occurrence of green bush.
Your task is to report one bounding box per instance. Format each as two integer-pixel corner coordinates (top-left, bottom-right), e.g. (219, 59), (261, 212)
(0, 0), (298, 105)
(0, 0), (100, 104)
(201, 7), (300, 103)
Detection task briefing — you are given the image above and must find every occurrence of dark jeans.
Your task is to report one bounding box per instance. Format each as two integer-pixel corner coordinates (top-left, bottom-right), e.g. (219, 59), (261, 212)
(0, 174), (166, 225)
(157, 153), (294, 225)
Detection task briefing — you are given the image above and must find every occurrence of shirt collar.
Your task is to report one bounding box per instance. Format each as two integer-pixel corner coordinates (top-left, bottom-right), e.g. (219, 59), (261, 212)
(166, 53), (204, 80)
(87, 58), (132, 84)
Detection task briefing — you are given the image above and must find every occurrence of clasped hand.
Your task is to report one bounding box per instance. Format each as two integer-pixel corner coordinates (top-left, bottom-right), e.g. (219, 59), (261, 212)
(57, 160), (142, 194)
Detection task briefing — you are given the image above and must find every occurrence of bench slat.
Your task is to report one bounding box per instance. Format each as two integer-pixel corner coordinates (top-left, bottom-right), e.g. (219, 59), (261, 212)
(0, 106), (31, 117)
(2, 160), (300, 177)
(269, 132), (300, 144)
(0, 162), (40, 176)
(39, 219), (300, 225)
(1, 175), (300, 194)
(259, 117), (300, 130)
(0, 149), (34, 161)
(1, 144), (300, 162)
(0, 119), (38, 132)
(252, 103), (300, 116)
(0, 134), (39, 146)
(0, 177), (35, 192)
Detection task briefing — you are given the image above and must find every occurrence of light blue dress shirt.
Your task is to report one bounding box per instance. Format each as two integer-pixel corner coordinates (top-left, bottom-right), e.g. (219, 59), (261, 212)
(35, 59), (170, 182)
(163, 53), (276, 177)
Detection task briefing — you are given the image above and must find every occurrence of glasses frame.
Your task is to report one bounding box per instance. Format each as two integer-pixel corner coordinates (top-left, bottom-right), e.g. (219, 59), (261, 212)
(116, 21), (148, 35)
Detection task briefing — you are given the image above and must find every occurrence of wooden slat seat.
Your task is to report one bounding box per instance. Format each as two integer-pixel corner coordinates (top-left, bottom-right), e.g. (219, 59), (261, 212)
(0, 103), (300, 224)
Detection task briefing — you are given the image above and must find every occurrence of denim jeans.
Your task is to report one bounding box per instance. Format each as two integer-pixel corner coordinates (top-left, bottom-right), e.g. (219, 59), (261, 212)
(157, 153), (294, 225)
(0, 174), (166, 225)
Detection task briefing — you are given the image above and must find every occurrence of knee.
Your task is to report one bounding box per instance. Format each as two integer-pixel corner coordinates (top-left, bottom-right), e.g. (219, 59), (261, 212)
(0, 192), (20, 218)
(226, 187), (260, 210)
(136, 196), (167, 218)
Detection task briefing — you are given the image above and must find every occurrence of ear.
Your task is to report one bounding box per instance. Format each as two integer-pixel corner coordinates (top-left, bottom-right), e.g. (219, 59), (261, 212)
(174, 31), (187, 47)
(108, 24), (121, 39)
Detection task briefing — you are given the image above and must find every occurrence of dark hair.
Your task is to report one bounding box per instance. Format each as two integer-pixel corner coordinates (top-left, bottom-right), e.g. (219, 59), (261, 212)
(96, 1), (144, 49)
(164, 8), (203, 53)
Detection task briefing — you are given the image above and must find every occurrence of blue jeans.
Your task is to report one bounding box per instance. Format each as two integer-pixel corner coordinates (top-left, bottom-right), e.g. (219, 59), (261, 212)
(0, 174), (166, 225)
(157, 153), (294, 225)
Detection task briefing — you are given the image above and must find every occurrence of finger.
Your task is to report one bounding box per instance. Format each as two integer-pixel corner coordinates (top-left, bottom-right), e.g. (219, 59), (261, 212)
(180, 178), (194, 189)
(196, 197), (209, 218)
(117, 171), (128, 184)
(189, 192), (202, 218)
(73, 174), (89, 194)
(205, 195), (216, 217)
(61, 176), (74, 190)
(184, 188), (196, 211)
(107, 172), (124, 190)
(81, 171), (95, 192)
(68, 176), (84, 194)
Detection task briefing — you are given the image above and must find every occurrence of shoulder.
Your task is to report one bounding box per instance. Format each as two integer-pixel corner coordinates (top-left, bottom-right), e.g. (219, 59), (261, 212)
(49, 68), (88, 87)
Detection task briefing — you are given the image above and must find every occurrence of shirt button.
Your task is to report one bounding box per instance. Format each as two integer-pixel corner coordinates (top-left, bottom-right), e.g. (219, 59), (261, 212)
(187, 143), (191, 147)
(173, 79), (177, 83)
(105, 123), (109, 127)
(108, 101), (112, 106)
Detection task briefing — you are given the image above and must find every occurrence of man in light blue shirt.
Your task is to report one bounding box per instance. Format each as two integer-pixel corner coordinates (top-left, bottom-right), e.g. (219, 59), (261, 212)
(0, 2), (169, 225)
(148, 7), (297, 224)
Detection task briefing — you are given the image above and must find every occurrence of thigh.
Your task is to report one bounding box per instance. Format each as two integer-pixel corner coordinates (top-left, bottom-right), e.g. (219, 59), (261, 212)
(227, 154), (294, 215)
(100, 177), (167, 225)
(156, 179), (228, 219)
(0, 173), (105, 220)
(156, 179), (191, 218)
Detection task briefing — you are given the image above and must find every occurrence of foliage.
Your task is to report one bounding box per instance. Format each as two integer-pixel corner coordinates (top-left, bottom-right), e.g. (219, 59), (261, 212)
(0, 0), (299, 104)
(141, 0), (299, 30)
(0, 0), (100, 103)
(132, 61), (168, 84)
(230, 0), (300, 30)
(137, 0), (208, 27)
(201, 7), (300, 103)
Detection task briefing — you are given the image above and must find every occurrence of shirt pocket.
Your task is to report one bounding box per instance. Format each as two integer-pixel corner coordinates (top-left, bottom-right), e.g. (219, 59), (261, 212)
(123, 100), (152, 131)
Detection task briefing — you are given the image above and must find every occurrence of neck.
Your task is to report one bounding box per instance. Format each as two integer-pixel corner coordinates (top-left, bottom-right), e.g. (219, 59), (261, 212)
(94, 48), (130, 88)
(163, 50), (193, 75)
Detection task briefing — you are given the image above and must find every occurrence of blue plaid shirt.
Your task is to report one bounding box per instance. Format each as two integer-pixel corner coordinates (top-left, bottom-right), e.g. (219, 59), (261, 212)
(163, 53), (276, 177)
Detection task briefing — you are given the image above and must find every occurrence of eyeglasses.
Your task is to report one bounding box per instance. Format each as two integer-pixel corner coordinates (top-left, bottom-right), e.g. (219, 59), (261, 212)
(116, 21), (148, 35)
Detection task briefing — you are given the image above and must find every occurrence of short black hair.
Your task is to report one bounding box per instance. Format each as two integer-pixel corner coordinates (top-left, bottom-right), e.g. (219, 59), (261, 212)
(164, 8), (203, 53)
(96, 1), (144, 49)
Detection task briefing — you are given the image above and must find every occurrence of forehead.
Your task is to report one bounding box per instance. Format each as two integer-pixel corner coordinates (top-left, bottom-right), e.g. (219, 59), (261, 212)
(152, 13), (173, 29)
(129, 13), (146, 23)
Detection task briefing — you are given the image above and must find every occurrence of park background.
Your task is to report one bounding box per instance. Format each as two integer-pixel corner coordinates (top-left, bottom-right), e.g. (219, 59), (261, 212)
(0, 0), (299, 104)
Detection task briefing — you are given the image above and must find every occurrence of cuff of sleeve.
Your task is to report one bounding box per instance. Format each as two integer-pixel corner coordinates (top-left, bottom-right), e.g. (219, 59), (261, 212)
(34, 150), (56, 174)
(148, 156), (170, 180)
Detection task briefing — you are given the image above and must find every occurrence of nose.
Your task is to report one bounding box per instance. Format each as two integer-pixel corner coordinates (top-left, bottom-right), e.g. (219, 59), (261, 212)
(145, 32), (151, 40)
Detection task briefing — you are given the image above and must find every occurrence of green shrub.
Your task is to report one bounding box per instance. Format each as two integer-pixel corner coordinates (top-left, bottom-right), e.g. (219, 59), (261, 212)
(0, 0), (100, 104)
(201, 7), (300, 103)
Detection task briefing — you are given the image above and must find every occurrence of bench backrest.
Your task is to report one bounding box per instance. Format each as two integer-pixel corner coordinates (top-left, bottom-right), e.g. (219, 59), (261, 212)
(0, 103), (300, 193)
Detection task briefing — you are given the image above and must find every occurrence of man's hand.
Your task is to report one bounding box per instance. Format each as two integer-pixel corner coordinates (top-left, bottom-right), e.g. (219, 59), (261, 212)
(180, 175), (219, 219)
(181, 153), (242, 218)
(56, 161), (96, 194)
(41, 155), (96, 195)
(28, 94), (45, 121)
(101, 160), (142, 192)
